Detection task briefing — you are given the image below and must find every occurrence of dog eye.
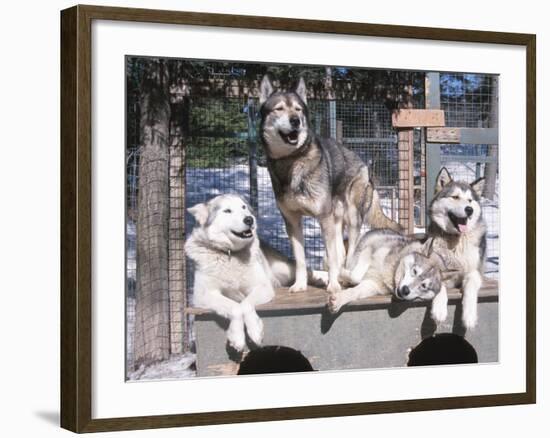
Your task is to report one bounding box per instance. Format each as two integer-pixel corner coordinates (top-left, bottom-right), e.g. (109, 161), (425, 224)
(242, 205), (246, 210)
(412, 268), (418, 276)
(274, 106), (284, 111)
(468, 199), (473, 203)
(223, 209), (232, 213)
(421, 282), (429, 289)
(295, 107), (302, 112)
(452, 195), (460, 200)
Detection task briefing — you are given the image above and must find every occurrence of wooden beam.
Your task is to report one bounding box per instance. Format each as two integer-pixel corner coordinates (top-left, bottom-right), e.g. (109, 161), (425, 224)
(427, 127), (461, 143)
(427, 127), (499, 144)
(185, 279), (499, 315)
(392, 109), (445, 128)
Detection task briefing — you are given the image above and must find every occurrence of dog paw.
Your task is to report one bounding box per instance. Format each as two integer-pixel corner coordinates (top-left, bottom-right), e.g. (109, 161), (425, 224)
(227, 324), (246, 352)
(327, 293), (343, 314)
(338, 270), (353, 287)
(326, 281), (342, 295)
(462, 308), (478, 330)
(430, 301), (448, 324)
(309, 270), (329, 288)
(289, 281), (307, 293)
(244, 313), (264, 346)
(227, 333), (246, 352)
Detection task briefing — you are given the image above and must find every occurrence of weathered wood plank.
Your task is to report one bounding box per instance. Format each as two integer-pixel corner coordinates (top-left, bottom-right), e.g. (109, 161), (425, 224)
(426, 127), (498, 144)
(392, 109), (445, 128)
(427, 127), (461, 143)
(186, 279), (498, 315)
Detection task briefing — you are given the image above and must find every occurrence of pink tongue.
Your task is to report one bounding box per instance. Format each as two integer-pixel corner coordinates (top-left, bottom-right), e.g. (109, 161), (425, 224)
(458, 223), (467, 233)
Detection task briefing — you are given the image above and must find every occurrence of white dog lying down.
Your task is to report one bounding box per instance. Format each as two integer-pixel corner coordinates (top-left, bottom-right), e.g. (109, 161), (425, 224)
(185, 194), (327, 351)
(328, 229), (458, 322)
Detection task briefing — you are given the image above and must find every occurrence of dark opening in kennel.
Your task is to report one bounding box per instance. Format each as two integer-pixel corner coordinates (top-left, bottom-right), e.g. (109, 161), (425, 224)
(408, 334), (478, 366)
(238, 346), (314, 375)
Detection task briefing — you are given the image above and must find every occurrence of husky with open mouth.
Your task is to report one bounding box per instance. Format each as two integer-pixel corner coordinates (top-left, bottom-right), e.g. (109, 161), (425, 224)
(185, 194), (328, 351)
(427, 167), (487, 329)
(259, 75), (401, 295)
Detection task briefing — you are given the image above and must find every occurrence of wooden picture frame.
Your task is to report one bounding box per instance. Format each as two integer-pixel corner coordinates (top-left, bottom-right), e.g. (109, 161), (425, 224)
(61, 4), (536, 433)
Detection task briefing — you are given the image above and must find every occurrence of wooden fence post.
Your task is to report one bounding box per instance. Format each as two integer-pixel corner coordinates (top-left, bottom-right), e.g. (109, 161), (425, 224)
(393, 108), (445, 234)
(397, 129), (415, 234)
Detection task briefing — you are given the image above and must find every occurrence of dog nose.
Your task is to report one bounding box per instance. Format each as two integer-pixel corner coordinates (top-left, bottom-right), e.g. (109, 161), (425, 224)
(289, 116), (300, 128)
(464, 206), (474, 217)
(243, 216), (254, 227)
(399, 285), (410, 298)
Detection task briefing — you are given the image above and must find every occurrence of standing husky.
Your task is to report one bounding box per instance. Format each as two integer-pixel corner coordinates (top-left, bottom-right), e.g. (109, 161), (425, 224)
(427, 168), (487, 329)
(185, 194), (327, 351)
(327, 229), (454, 315)
(259, 75), (400, 295)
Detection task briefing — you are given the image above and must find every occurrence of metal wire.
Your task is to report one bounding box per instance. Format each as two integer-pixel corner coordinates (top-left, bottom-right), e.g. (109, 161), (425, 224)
(439, 73), (499, 278)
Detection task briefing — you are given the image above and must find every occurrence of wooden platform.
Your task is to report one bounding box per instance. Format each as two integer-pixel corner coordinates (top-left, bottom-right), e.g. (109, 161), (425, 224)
(187, 279), (499, 376)
(186, 279), (499, 315)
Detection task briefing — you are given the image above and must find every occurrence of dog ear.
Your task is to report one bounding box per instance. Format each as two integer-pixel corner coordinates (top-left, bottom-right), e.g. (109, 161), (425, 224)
(421, 237), (435, 258)
(434, 167), (452, 193)
(187, 202), (209, 226)
(259, 75), (274, 105)
(470, 177), (486, 197)
(294, 77), (307, 104)
(243, 198), (256, 217)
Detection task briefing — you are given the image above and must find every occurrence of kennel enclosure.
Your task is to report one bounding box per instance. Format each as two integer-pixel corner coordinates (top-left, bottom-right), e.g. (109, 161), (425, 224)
(125, 61), (499, 376)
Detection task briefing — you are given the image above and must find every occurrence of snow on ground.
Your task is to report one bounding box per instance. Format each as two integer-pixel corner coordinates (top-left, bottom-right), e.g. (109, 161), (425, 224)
(126, 300), (197, 381)
(128, 352), (197, 381)
(126, 160), (499, 379)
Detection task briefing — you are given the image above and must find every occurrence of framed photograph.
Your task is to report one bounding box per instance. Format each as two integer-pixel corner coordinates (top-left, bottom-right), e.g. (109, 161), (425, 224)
(60, 4), (536, 433)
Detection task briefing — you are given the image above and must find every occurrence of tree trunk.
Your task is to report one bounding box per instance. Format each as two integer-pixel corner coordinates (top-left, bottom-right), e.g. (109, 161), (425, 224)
(134, 60), (172, 369)
(483, 76), (499, 200)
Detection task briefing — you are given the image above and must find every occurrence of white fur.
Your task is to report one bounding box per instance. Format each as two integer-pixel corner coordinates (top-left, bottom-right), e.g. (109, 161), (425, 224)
(430, 284), (449, 323)
(186, 195), (274, 350)
(186, 194), (328, 350)
(429, 170), (488, 328)
(328, 279), (379, 314)
(462, 270), (482, 329)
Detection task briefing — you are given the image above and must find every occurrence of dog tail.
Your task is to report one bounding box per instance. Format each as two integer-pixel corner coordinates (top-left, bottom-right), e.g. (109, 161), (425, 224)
(364, 185), (403, 232)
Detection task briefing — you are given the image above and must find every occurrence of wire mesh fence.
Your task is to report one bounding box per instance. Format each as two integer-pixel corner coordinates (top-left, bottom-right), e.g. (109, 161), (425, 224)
(440, 73), (496, 128)
(439, 73), (499, 278)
